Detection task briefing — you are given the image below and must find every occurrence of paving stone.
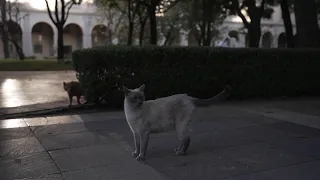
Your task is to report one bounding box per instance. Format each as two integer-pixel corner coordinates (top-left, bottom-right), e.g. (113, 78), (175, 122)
(25, 116), (81, 127)
(243, 107), (320, 129)
(71, 111), (125, 122)
(265, 121), (320, 138)
(0, 152), (60, 180)
(270, 136), (320, 159)
(189, 129), (261, 152)
(199, 117), (260, 131)
(212, 142), (312, 171)
(30, 120), (114, 137)
(63, 161), (167, 180)
(114, 128), (261, 159)
(38, 130), (113, 151)
(14, 173), (64, 180)
(0, 137), (45, 158)
(50, 144), (131, 172)
(0, 127), (33, 141)
(223, 160), (320, 180)
(147, 151), (253, 180)
(0, 118), (28, 129)
(229, 125), (298, 143)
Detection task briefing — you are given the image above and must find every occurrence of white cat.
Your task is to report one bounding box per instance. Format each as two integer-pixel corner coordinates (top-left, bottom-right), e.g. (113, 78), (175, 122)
(123, 84), (231, 161)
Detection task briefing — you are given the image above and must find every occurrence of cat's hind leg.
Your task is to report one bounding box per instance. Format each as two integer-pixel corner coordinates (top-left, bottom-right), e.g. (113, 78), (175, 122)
(174, 109), (194, 156)
(175, 127), (191, 156)
(175, 118), (191, 155)
(76, 95), (82, 105)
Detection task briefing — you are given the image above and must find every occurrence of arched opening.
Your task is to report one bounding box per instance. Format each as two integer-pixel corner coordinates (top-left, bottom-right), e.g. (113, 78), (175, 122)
(0, 20), (23, 59)
(261, 31), (273, 48)
(278, 33), (286, 48)
(228, 30), (239, 41)
(63, 23), (83, 57)
(91, 24), (108, 47)
(31, 22), (54, 57)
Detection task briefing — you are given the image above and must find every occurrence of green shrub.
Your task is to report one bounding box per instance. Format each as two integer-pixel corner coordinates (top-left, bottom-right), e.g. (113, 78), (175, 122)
(72, 46), (320, 108)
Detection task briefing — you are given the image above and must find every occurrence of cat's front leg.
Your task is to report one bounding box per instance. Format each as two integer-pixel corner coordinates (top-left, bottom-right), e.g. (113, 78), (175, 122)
(132, 132), (140, 157)
(136, 130), (150, 161)
(68, 95), (73, 107)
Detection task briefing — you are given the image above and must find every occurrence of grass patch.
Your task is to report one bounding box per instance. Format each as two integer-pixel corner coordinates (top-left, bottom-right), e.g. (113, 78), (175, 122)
(0, 59), (74, 71)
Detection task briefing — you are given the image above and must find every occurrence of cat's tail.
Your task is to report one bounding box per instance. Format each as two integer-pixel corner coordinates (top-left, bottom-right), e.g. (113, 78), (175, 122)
(190, 86), (231, 107)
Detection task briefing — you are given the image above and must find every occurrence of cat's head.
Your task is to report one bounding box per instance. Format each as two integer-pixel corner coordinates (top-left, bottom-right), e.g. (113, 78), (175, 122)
(122, 84), (145, 106)
(63, 81), (71, 91)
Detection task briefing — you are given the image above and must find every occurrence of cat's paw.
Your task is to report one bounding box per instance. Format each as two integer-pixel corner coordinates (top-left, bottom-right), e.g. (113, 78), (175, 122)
(136, 156), (146, 161)
(132, 152), (139, 157)
(175, 151), (187, 156)
(173, 148), (180, 153)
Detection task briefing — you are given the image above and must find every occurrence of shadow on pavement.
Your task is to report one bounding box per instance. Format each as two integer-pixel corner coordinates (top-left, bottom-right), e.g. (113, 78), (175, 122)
(78, 107), (320, 180)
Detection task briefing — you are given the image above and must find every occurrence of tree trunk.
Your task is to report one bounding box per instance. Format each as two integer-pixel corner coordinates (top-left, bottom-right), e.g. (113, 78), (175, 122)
(139, 20), (147, 46)
(204, 0), (213, 46)
(247, 13), (261, 48)
(57, 26), (64, 62)
(11, 40), (25, 60)
(248, 23), (261, 47)
(294, 0), (320, 47)
(0, 0), (9, 58)
(127, 21), (134, 45)
(280, 0), (294, 48)
(148, 4), (157, 45)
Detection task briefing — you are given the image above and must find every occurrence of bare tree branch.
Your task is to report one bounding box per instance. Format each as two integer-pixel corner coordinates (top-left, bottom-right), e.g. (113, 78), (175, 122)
(8, 1), (12, 21)
(112, 1), (127, 15)
(61, 0), (66, 24)
(232, 0), (249, 28)
(114, 13), (126, 33)
(44, 0), (57, 25)
(64, 0), (74, 23)
(54, 0), (60, 24)
(162, 0), (181, 13)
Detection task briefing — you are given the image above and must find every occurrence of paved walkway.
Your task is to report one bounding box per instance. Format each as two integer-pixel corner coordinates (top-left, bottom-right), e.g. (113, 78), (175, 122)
(1, 103), (320, 180)
(0, 71), (78, 114)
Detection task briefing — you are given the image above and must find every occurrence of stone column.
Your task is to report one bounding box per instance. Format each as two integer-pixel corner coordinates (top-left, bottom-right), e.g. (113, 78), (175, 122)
(22, 15), (32, 57)
(82, 16), (92, 48)
(52, 29), (58, 56)
(272, 33), (278, 48)
(83, 34), (92, 48)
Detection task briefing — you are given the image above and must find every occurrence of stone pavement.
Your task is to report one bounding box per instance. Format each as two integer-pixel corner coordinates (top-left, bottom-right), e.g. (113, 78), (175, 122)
(0, 71), (78, 115)
(1, 103), (320, 180)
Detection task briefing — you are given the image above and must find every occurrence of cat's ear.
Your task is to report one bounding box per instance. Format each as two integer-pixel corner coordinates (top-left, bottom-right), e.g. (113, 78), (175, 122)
(63, 82), (66, 86)
(138, 84), (145, 92)
(122, 86), (130, 95)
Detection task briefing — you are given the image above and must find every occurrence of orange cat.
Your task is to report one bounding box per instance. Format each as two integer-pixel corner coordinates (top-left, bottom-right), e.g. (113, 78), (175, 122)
(63, 81), (84, 107)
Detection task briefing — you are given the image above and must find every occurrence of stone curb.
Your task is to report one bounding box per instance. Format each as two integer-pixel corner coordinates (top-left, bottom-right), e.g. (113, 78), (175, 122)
(0, 103), (99, 120)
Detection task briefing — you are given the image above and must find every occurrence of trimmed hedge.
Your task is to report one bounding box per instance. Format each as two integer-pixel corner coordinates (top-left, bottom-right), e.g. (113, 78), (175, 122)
(72, 46), (320, 108)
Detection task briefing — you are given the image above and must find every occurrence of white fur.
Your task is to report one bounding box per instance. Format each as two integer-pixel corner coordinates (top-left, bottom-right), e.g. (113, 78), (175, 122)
(124, 93), (195, 139)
